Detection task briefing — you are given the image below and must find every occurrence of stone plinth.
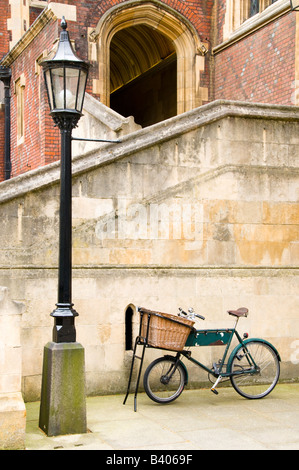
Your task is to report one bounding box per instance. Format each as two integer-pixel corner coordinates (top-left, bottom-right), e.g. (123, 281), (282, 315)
(39, 342), (87, 437)
(0, 287), (26, 450)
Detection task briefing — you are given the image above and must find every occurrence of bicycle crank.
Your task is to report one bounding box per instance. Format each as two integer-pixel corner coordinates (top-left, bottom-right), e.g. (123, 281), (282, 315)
(210, 375), (222, 395)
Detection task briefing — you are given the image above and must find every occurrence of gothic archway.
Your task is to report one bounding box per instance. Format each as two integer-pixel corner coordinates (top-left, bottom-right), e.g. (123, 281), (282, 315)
(109, 24), (177, 127)
(89, 0), (207, 122)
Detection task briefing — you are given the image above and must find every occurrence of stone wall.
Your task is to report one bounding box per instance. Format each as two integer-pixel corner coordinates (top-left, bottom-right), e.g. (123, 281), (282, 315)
(0, 100), (298, 401)
(0, 287), (25, 449)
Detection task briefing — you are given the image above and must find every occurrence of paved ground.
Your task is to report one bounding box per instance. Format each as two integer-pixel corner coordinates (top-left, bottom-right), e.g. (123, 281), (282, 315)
(25, 383), (299, 451)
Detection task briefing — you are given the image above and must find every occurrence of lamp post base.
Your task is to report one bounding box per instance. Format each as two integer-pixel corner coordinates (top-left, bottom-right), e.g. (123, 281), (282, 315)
(51, 304), (79, 343)
(39, 342), (87, 437)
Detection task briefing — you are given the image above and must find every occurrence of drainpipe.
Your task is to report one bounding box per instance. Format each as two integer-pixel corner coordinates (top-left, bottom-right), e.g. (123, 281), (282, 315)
(0, 66), (12, 180)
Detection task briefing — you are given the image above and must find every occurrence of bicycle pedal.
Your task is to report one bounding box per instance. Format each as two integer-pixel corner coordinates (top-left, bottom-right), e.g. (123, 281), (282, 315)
(211, 388), (219, 395)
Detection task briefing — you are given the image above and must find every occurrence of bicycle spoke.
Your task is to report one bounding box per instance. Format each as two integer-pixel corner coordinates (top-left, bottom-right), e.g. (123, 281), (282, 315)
(143, 357), (185, 403)
(230, 341), (280, 399)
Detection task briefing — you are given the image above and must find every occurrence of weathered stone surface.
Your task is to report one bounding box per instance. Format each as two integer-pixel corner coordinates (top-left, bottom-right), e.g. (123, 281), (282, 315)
(0, 288), (26, 449)
(39, 342), (86, 437)
(0, 393), (26, 450)
(0, 101), (298, 401)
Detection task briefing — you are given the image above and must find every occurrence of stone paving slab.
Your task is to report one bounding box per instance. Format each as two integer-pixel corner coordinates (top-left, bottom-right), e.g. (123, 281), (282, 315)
(25, 383), (299, 451)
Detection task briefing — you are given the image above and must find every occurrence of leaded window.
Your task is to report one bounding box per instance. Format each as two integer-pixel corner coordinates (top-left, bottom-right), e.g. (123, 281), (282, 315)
(249, 0), (278, 19)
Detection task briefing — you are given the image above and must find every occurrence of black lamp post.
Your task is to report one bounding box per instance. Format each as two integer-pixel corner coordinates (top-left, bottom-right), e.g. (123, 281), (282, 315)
(39, 17), (90, 437)
(41, 17), (89, 343)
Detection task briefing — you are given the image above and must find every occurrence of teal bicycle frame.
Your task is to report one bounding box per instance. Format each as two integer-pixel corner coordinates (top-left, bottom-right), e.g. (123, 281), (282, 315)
(175, 317), (281, 393)
(124, 307), (281, 409)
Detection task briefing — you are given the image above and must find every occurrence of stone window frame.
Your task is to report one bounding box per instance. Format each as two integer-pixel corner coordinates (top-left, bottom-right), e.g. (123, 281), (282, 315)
(215, 0), (290, 53)
(221, 0), (283, 42)
(250, 1), (279, 18)
(89, 0), (208, 115)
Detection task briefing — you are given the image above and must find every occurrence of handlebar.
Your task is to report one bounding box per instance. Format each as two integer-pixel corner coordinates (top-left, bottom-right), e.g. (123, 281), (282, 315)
(178, 307), (205, 321)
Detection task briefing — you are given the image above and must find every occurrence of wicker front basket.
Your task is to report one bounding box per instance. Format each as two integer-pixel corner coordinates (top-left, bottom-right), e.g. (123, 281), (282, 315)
(138, 307), (195, 352)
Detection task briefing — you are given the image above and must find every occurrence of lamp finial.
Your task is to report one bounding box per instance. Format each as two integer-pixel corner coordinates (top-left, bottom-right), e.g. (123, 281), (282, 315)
(61, 16), (67, 30)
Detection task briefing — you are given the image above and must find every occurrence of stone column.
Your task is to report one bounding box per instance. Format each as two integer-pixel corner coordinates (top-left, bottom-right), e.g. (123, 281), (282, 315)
(0, 287), (26, 450)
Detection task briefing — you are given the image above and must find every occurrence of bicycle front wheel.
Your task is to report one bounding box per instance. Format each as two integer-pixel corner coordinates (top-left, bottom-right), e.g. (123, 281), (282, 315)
(230, 340), (280, 399)
(143, 356), (186, 404)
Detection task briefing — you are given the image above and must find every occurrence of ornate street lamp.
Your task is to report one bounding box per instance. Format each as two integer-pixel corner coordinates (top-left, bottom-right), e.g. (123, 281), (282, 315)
(39, 17), (90, 437)
(42, 17), (89, 132)
(42, 17), (90, 343)
(291, 0), (299, 10)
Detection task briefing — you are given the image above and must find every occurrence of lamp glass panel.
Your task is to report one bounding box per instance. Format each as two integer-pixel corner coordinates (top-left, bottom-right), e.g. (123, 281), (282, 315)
(51, 67), (65, 109)
(45, 69), (55, 110)
(76, 70), (88, 112)
(65, 67), (80, 110)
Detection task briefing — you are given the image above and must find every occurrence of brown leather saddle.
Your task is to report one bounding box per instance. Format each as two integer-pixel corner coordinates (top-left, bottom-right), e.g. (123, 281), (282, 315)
(227, 307), (248, 318)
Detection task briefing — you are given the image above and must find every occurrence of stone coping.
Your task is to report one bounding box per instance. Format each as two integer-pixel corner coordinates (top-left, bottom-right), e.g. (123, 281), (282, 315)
(1, 99), (299, 204)
(0, 8), (56, 67)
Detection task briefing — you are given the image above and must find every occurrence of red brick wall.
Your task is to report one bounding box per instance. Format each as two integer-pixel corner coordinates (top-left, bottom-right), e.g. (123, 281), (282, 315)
(0, 0), (11, 60)
(10, 19), (61, 178)
(216, 0), (226, 45)
(214, 12), (296, 105)
(66, 0), (214, 36)
(0, 0), (8, 184)
(29, 6), (44, 27)
(1, 0), (215, 181)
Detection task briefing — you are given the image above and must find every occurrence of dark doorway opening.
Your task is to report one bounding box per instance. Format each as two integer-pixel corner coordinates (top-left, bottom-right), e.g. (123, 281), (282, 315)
(125, 306), (134, 351)
(111, 54), (177, 128)
(110, 25), (177, 128)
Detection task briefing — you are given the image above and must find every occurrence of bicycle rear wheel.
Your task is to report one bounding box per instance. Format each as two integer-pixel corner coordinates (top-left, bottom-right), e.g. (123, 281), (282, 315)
(230, 340), (280, 399)
(143, 356), (186, 404)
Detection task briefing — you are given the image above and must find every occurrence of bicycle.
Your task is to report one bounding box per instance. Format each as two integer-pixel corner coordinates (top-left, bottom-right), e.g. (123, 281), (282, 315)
(142, 307), (281, 404)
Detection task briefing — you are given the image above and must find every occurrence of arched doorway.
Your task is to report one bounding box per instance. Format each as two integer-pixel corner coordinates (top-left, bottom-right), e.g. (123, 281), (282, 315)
(125, 305), (134, 351)
(89, 0), (208, 124)
(110, 25), (177, 127)
(124, 304), (138, 351)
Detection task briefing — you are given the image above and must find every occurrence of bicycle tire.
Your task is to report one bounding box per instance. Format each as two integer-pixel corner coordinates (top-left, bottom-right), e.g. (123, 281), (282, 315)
(143, 356), (186, 404)
(230, 340), (280, 399)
